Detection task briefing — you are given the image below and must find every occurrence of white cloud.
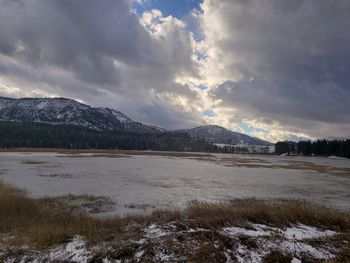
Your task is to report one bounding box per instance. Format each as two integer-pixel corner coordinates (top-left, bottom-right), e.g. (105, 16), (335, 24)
(193, 0), (350, 141)
(0, 0), (349, 142)
(0, 0), (203, 129)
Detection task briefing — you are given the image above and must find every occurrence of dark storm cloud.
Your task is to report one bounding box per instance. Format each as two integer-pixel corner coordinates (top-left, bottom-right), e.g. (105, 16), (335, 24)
(135, 103), (202, 130)
(0, 0), (201, 128)
(0, 0), (142, 85)
(0, 0), (194, 87)
(206, 0), (350, 138)
(1, 0), (349, 137)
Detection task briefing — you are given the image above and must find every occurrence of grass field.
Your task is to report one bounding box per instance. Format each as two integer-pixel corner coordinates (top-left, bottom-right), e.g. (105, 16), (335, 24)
(1, 181), (350, 262)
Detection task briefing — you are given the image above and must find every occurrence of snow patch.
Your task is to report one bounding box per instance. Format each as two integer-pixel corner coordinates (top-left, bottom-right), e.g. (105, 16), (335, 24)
(236, 243), (262, 263)
(49, 236), (91, 263)
(281, 240), (335, 259)
(220, 223), (337, 263)
(154, 248), (174, 262)
(283, 224), (336, 240)
(101, 259), (121, 263)
(135, 249), (145, 260)
(187, 227), (210, 233)
(111, 110), (133, 124)
(221, 224), (272, 237)
(145, 224), (170, 238)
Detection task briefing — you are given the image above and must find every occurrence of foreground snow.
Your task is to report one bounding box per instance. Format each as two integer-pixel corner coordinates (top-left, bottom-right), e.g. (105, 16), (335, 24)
(1, 223), (338, 263)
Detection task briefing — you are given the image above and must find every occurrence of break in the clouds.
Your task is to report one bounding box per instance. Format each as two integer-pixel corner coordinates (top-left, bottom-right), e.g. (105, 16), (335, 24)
(200, 0), (350, 141)
(0, 0), (349, 141)
(0, 0), (201, 129)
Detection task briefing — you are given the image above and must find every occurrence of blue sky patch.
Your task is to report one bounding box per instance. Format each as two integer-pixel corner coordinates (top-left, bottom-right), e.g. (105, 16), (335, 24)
(198, 83), (207, 91)
(132, 0), (203, 19)
(239, 124), (268, 134)
(202, 109), (215, 117)
(196, 51), (207, 60)
(132, 0), (204, 41)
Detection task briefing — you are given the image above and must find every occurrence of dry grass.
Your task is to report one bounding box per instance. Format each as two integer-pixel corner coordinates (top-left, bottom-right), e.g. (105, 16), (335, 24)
(0, 182), (122, 249)
(21, 160), (47, 164)
(0, 148), (214, 158)
(63, 154), (130, 158)
(262, 251), (293, 263)
(185, 199), (350, 231)
(280, 162), (350, 175)
(1, 181), (350, 262)
(188, 155), (350, 175)
(40, 194), (116, 214)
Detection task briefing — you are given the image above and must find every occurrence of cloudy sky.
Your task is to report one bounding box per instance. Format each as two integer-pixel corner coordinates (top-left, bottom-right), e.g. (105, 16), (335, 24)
(0, 0), (349, 142)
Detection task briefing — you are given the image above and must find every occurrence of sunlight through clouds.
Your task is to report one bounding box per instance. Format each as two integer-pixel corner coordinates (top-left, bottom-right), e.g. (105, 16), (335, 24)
(0, 0), (349, 142)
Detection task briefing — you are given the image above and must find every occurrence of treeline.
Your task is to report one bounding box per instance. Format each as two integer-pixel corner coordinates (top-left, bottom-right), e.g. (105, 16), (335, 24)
(275, 140), (350, 158)
(0, 121), (215, 152)
(203, 144), (245, 154)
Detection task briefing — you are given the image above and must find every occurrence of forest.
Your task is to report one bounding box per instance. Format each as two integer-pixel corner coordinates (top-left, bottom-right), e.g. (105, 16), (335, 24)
(275, 140), (350, 158)
(2, 121), (349, 158)
(0, 121), (216, 152)
(0, 121), (262, 154)
(0, 121), (267, 154)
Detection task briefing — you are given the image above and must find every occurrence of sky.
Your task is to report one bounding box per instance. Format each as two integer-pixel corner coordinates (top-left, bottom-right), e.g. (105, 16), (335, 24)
(0, 0), (349, 142)
(132, 0), (203, 19)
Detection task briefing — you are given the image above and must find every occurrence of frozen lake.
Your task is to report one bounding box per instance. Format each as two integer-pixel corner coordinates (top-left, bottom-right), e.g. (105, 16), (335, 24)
(0, 151), (350, 214)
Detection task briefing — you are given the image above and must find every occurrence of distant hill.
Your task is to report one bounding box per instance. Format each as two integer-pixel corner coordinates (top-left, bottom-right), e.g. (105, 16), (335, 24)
(0, 96), (164, 133)
(0, 96), (272, 146)
(176, 125), (273, 146)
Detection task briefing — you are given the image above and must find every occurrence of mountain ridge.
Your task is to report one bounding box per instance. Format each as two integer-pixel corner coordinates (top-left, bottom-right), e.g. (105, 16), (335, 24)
(0, 96), (163, 133)
(176, 125), (273, 146)
(0, 96), (272, 145)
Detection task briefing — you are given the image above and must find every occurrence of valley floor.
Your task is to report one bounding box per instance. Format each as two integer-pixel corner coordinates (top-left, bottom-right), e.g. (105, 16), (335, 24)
(1, 150), (350, 262)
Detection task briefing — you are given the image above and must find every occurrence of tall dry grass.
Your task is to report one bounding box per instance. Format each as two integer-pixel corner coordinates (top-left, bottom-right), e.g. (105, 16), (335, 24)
(185, 199), (350, 231)
(0, 182), (122, 248)
(1, 181), (350, 262)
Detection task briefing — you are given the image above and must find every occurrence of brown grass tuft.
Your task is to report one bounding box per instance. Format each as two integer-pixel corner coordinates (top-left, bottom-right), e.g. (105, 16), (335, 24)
(21, 160), (47, 164)
(262, 251), (293, 263)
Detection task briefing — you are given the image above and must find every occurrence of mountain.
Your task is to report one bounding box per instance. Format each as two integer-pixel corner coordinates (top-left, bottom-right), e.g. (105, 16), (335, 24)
(177, 125), (273, 146)
(0, 96), (272, 145)
(0, 96), (164, 133)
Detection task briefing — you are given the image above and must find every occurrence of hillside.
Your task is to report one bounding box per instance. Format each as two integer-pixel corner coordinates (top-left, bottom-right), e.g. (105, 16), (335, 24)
(0, 96), (163, 133)
(177, 125), (273, 146)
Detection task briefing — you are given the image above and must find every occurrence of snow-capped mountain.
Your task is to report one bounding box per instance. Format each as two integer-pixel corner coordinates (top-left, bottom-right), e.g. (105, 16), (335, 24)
(0, 96), (272, 144)
(177, 125), (273, 146)
(0, 96), (164, 133)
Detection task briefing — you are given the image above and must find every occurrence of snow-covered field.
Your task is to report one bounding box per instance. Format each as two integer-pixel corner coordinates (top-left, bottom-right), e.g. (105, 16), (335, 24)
(0, 151), (350, 214)
(1, 151), (350, 262)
